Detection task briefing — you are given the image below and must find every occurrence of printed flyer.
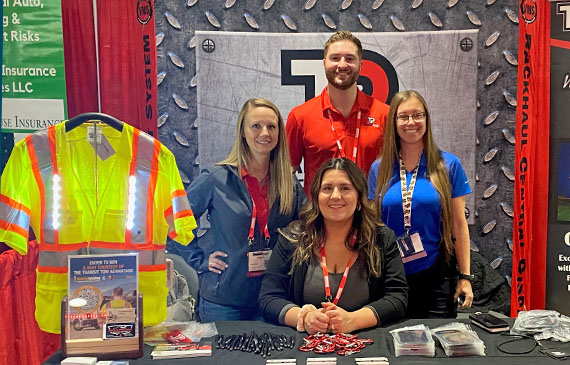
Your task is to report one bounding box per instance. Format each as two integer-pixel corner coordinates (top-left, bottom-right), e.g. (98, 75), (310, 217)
(67, 254), (138, 341)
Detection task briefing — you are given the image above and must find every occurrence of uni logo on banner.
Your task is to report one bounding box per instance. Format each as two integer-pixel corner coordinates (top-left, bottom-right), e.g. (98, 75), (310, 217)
(281, 50), (399, 104)
(137, 0), (153, 25)
(520, 0), (537, 24)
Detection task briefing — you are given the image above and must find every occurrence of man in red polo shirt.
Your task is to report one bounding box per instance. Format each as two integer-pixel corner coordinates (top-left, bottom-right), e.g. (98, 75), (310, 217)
(286, 31), (389, 196)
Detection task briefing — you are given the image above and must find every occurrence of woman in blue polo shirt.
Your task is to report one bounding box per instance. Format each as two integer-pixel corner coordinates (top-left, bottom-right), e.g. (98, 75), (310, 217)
(368, 90), (473, 318)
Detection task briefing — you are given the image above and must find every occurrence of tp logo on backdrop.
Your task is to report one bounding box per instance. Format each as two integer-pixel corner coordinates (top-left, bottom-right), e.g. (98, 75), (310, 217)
(281, 50), (399, 103)
(195, 30), (478, 212)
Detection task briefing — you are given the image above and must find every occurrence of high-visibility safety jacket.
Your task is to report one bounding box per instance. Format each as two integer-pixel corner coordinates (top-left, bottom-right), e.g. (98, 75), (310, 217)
(0, 122), (197, 333)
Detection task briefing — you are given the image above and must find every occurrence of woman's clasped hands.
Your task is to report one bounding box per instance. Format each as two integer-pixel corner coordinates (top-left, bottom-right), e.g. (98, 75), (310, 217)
(303, 302), (355, 334)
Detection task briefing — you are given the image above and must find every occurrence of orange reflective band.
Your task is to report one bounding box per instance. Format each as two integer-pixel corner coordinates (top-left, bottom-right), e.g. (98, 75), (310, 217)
(26, 136), (46, 243)
(38, 242), (87, 251)
(174, 210), (194, 219)
(37, 265), (67, 273)
(145, 139), (160, 244)
(48, 127), (58, 172)
(171, 189), (186, 199)
(0, 194), (32, 216)
(139, 264), (167, 272)
(168, 231), (178, 240)
(0, 219), (28, 238)
(164, 206), (173, 218)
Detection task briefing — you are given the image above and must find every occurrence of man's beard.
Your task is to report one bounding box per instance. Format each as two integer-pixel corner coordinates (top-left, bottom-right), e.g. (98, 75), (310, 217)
(325, 68), (360, 90)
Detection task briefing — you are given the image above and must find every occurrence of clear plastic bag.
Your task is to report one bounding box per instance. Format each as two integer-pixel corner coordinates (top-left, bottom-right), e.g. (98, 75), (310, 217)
(144, 321), (218, 345)
(391, 325), (433, 346)
(389, 324), (435, 357)
(431, 322), (486, 357)
(534, 314), (570, 343)
(511, 310), (560, 336)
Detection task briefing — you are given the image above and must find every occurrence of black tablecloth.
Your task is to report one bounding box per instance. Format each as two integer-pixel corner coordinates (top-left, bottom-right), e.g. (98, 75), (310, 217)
(45, 318), (569, 364)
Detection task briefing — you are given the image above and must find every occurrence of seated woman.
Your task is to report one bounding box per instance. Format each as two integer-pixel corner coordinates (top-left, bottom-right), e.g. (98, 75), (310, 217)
(175, 98), (306, 322)
(259, 158), (407, 334)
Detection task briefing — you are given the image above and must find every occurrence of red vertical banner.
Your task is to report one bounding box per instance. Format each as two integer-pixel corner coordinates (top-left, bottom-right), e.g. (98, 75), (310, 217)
(545, 2), (570, 315)
(98, 0), (158, 137)
(61, 0), (98, 118)
(62, 0), (158, 137)
(511, 0), (550, 316)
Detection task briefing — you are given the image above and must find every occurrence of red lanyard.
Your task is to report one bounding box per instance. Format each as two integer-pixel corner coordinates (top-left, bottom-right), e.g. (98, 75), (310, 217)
(248, 200), (270, 247)
(319, 234), (356, 304)
(327, 109), (361, 162)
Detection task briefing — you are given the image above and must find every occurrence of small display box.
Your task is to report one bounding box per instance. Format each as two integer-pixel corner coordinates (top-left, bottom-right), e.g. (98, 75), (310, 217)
(61, 254), (143, 360)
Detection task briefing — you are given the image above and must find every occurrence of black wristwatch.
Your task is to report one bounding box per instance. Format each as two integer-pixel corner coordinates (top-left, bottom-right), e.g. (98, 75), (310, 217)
(458, 273), (474, 282)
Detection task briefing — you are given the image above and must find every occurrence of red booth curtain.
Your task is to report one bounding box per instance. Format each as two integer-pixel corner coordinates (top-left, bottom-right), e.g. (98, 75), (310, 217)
(62, 0), (158, 137)
(0, 241), (59, 364)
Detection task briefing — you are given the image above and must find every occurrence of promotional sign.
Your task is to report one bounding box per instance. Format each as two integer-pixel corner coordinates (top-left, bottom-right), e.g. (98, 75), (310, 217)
(196, 31), (478, 219)
(545, 0), (570, 316)
(2, 0), (67, 133)
(67, 254), (139, 341)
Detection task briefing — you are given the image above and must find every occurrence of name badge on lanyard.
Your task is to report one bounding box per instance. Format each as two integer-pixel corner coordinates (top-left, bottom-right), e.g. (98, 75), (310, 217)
(396, 231), (426, 263)
(246, 200), (272, 277)
(320, 233), (356, 304)
(395, 156), (427, 263)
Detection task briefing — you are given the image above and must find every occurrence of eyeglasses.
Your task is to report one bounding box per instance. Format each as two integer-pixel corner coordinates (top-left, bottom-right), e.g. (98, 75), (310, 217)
(396, 112), (426, 122)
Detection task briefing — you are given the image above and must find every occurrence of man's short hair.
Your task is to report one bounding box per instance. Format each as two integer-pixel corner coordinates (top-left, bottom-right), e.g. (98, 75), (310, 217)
(324, 30), (363, 59)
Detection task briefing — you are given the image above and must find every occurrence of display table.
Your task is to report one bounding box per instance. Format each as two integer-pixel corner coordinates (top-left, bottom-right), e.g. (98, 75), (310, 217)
(44, 318), (568, 364)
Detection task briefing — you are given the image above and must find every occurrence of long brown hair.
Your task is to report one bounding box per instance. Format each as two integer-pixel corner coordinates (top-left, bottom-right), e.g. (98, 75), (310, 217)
(218, 98), (294, 214)
(286, 158), (382, 277)
(374, 90), (454, 262)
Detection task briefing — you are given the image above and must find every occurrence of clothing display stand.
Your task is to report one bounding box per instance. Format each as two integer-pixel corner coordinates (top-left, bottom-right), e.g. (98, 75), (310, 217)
(59, 113), (142, 360)
(65, 112), (124, 132)
(60, 294), (144, 360)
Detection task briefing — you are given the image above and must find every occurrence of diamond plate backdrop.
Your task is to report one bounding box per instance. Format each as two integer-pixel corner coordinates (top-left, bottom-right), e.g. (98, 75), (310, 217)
(155, 0), (518, 299)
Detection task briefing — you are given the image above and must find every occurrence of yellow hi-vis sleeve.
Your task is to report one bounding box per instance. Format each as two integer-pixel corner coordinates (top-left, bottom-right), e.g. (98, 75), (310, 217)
(0, 138), (39, 254)
(159, 147), (196, 245)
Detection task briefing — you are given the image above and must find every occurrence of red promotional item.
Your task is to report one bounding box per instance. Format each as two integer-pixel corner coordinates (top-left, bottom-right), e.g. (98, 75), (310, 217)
(164, 330), (193, 344)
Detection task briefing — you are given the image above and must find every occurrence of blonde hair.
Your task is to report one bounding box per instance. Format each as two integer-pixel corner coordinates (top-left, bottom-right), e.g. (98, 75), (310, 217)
(374, 90), (454, 262)
(218, 98), (294, 214)
(286, 158), (382, 277)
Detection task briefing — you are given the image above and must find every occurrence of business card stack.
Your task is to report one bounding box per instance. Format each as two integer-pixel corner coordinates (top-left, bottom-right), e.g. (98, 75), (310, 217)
(431, 322), (486, 357)
(355, 357), (389, 365)
(390, 324), (435, 357)
(306, 357), (336, 365)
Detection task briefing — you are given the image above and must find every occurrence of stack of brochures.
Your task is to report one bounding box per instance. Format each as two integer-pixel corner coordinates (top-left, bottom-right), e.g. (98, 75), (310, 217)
(390, 324), (435, 357)
(431, 322), (486, 357)
(151, 340), (212, 359)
